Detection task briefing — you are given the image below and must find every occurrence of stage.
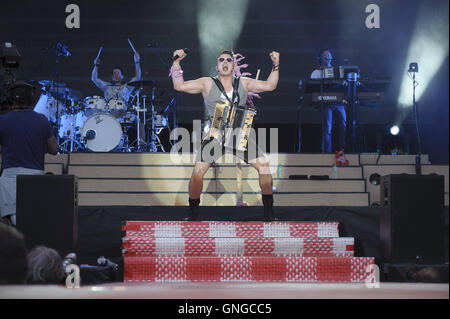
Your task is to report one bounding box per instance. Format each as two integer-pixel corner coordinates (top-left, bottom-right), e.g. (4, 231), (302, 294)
(0, 282), (448, 299)
(1, 0), (449, 304)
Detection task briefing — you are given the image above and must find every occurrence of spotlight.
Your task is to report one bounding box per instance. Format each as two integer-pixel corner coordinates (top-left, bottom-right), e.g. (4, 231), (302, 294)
(396, 1), (449, 108)
(369, 173), (381, 186)
(390, 125), (400, 136)
(382, 125), (410, 155)
(197, 0), (250, 75)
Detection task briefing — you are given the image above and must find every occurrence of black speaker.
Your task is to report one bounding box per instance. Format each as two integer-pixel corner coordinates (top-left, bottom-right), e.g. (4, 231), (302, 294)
(16, 175), (78, 257)
(380, 174), (445, 263)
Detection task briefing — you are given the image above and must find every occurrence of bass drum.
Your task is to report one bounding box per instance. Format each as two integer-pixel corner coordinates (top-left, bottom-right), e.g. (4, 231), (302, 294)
(81, 112), (123, 152)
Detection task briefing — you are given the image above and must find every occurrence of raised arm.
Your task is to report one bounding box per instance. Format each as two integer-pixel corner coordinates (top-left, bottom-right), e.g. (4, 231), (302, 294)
(129, 51), (142, 83)
(170, 49), (208, 95)
(242, 51), (280, 93)
(91, 55), (109, 91)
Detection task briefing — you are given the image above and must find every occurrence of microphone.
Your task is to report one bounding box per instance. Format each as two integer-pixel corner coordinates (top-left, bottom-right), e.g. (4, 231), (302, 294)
(57, 42), (71, 57)
(172, 48), (189, 61)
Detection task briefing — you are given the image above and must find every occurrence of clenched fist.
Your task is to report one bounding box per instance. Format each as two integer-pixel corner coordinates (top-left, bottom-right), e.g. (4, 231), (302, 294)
(172, 49), (187, 63)
(269, 51), (280, 65)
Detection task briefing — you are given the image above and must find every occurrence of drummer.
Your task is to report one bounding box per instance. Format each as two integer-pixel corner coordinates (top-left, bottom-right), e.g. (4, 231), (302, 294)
(91, 48), (146, 145)
(91, 51), (141, 105)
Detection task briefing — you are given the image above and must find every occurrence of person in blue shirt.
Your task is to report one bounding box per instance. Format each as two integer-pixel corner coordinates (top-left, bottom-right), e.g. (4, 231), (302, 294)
(0, 81), (58, 225)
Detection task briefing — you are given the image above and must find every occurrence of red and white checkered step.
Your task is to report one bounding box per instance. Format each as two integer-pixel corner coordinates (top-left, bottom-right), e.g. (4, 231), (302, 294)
(122, 221), (340, 238)
(122, 237), (354, 257)
(123, 256), (375, 283)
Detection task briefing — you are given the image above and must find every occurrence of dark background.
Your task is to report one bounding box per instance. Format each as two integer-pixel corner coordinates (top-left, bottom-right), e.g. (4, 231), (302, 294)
(0, 0), (448, 162)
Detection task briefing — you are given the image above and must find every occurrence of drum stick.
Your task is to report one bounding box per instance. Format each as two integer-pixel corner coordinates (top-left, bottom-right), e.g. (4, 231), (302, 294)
(255, 69), (260, 80)
(128, 38), (137, 53)
(96, 47), (103, 59)
(250, 69), (260, 92)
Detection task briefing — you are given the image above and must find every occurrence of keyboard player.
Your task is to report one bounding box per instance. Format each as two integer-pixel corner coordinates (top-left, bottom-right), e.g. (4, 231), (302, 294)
(310, 48), (348, 165)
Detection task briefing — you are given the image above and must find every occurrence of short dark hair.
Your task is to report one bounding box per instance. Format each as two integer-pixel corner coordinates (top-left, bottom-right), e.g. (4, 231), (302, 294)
(9, 80), (36, 107)
(218, 50), (234, 59)
(112, 66), (124, 74)
(0, 223), (28, 285)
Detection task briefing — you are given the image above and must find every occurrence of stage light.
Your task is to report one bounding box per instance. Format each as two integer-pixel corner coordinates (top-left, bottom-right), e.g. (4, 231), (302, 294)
(197, 0), (250, 75)
(382, 124), (410, 155)
(390, 125), (400, 136)
(369, 173), (381, 186)
(408, 62), (418, 73)
(397, 1), (449, 109)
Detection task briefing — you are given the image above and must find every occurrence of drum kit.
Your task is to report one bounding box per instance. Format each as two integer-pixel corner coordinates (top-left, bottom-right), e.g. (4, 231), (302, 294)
(33, 79), (170, 153)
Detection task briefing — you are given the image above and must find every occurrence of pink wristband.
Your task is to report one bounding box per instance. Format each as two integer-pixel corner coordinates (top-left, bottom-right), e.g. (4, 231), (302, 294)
(169, 65), (183, 78)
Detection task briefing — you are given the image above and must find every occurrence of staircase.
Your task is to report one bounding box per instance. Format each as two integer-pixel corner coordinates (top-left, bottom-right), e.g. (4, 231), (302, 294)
(122, 221), (375, 283)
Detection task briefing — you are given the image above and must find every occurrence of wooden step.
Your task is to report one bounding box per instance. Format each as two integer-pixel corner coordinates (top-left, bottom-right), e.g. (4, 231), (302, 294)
(68, 165), (205, 179)
(44, 163), (64, 175)
(68, 152), (360, 166)
(77, 192), (369, 206)
(69, 164), (364, 180)
(359, 154), (429, 165)
(276, 166), (362, 179)
(77, 178), (365, 193)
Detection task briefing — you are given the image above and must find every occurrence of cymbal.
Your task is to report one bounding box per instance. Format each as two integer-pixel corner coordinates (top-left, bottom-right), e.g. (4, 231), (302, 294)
(50, 88), (83, 101)
(127, 80), (158, 88)
(38, 80), (67, 88)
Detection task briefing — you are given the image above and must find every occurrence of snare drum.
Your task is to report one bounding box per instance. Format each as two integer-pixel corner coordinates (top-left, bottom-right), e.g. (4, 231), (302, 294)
(107, 98), (127, 117)
(81, 112), (123, 152)
(83, 96), (107, 116)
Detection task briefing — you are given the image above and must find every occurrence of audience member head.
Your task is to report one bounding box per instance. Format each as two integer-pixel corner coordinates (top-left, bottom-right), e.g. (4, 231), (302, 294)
(26, 246), (65, 284)
(0, 223), (28, 284)
(414, 267), (442, 283)
(9, 80), (37, 109)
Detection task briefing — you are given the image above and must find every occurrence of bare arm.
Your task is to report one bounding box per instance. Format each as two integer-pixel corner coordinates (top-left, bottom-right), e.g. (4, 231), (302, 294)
(91, 63), (109, 91)
(129, 51), (142, 83)
(46, 135), (58, 155)
(170, 49), (208, 95)
(243, 51), (280, 93)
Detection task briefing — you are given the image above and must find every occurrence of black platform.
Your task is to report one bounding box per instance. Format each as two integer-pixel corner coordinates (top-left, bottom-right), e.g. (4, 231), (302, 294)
(74, 205), (448, 283)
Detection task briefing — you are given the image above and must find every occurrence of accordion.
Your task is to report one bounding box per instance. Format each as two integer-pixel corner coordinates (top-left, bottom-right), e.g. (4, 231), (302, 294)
(207, 100), (257, 152)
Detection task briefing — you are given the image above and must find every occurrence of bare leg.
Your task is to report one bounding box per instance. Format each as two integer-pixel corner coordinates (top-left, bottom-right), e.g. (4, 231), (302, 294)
(189, 162), (211, 199)
(185, 162), (211, 221)
(249, 156), (277, 221)
(248, 156), (273, 195)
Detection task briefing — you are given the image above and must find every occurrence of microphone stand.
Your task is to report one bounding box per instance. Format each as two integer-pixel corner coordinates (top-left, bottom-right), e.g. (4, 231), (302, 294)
(53, 43), (69, 151)
(151, 44), (179, 143)
(411, 69), (421, 174)
(53, 55), (62, 148)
